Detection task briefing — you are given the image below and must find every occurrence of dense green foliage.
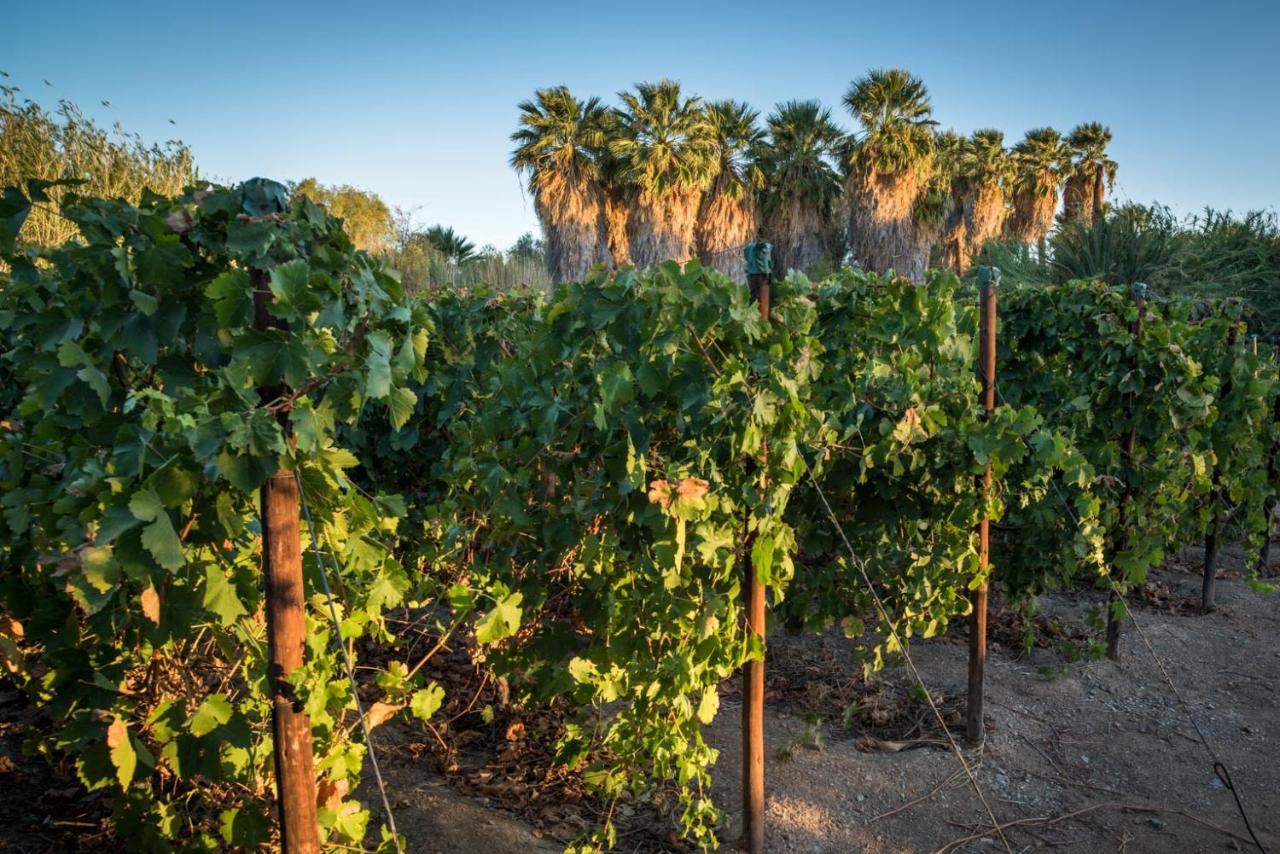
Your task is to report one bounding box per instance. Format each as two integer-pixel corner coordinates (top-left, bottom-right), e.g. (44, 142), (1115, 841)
(995, 283), (1278, 611)
(782, 272), (1098, 659)
(0, 178), (429, 849)
(974, 205), (1280, 335)
(0, 179), (1276, 852)
(0, 88), (195, 248)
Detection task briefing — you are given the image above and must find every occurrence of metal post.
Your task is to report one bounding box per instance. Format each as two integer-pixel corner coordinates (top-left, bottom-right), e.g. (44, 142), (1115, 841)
(967, 267), (998, 746)
(253, 263), (320, 853)
(1107, 282), (1146, 660)
(740, 242), (771, 854)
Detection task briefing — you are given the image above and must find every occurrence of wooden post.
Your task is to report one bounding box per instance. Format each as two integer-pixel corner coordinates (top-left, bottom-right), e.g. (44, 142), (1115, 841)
(1106, 282), (1146, 660)
(1202, 324), (1239, 612)
(740, 242), (770, 854)
(253, 266), (321, 853)
(967, 267), (998, 746)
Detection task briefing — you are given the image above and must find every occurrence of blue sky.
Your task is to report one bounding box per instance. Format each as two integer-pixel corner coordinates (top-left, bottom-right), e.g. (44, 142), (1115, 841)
(6, 0), (1278, 249)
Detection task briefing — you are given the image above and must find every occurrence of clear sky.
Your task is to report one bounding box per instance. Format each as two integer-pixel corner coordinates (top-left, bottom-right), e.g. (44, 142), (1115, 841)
(6, 0), (1278, 249)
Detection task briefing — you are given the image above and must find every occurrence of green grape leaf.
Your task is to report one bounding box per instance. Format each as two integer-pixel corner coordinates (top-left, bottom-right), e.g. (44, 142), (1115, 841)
(474, 592), (523, 645)
(409, 682), (445, 722)
(202, 564), (247, 626)
(189, 694), (233, 737)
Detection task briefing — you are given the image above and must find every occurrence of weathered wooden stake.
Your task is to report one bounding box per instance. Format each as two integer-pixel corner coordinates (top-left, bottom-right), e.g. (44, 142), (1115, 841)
(1202, 524), (1221, 611)
(1106, 282), (1146, 661)
(740, 243), (771, 854)
(967, 267), (998, 746)
(253, 266), (321, 853)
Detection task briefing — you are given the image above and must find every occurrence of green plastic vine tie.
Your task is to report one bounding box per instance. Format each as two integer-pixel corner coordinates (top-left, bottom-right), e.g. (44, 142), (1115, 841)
(978, 266), (1001, 291)
(743, 241), (773, 277)
(239, 177), (290, 216)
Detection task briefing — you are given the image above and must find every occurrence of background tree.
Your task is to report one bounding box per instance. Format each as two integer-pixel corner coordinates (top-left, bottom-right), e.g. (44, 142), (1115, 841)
(421, 224), (477, 264)
(611, 80), (716, 267)
(0, 89), (194, 247)
(292, 177), (394, 251)
(1062, 122), (1117, 227)
(587, 108), (632, 267)
(843, 68), (938, 281)
(695, 100), (764, 281)
(1009, 126), (1068, 258)
(511, 86), (611, 282)
(508, 231), (545, 260)
(758, 100), (844, 274)
(932, 130), (967, 271)
(958, 129), (1013, 272)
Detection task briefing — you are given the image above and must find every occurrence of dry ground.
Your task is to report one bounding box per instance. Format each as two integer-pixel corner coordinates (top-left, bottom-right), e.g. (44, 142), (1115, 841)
(375, 543), (1279, 853)
(2, 544), (1275, 853)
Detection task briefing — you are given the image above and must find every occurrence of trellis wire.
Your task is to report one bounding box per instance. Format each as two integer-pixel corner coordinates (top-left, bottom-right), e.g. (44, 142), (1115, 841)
(295, 472), (404, 854)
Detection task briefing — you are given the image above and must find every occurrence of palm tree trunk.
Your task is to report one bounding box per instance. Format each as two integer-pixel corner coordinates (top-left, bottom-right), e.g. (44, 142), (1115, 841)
(696, 179), (756, 282)
(847, 169), (928, 282)
(535, 172), (610, 283)
(603, 188), (630, 267)
(1092, 164), (1106, 224)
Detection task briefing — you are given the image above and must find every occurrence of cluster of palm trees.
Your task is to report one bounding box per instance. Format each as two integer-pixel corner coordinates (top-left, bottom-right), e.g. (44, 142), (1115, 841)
(511, 70), (1116, 283)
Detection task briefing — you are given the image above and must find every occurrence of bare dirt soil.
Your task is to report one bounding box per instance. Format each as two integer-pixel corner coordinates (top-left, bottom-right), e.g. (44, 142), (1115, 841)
(3, 543), (1276, 853)
(374, 542), (1279, 853)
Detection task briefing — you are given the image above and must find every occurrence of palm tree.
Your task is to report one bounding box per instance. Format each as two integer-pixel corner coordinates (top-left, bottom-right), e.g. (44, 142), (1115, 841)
(757, 100), (845, 274)
(695, 100), (764, 281)
(960, 129), (1012, 268)
(586, 107), (632, 267)
(1009, 127), (1069, 258)
(611, 80), (716, 267)
(510, 86), (611, 283)
(1062, 122), (1117, 227)
(422, 225), (477, 264)
(932, 130), (967, 272)
(843, 68), (938, 282)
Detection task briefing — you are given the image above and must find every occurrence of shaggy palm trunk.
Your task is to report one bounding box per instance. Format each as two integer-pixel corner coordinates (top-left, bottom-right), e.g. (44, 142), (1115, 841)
(1062, 173), (1090, 226)
(1091, 164), (1106, 223)
(962, 182), (1004, 272)
(628, 186), (702, 268)
(535, 170), (611, 283)
(696, 176), (757, 282)
(939, 203), (966, 272)
(764, 197), (827, 275)
(603, 186), (631, 267)
(1011, 183), (1058, 251)
(847, 169), (928, 282)
(914, 215), (944, 279)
